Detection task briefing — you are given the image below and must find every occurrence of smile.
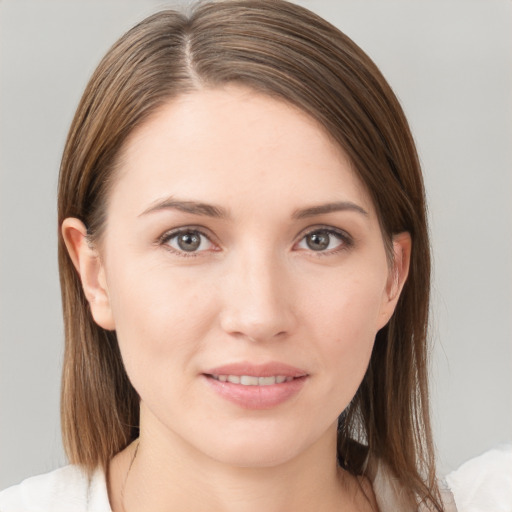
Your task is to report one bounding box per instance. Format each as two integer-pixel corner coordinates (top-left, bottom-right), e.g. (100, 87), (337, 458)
(203, 362), (309, 408)
(210, 375), (295, 385)
(204, 369), (308, 409)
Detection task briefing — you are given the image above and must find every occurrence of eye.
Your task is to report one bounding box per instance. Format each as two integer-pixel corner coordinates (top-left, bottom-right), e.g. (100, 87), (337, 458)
(296, 228), (351, 253)
(161, 229), (215, 255)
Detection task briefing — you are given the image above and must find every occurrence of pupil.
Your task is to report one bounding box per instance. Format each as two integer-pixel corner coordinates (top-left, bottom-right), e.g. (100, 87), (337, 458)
(307, 231), (329, 251)
(178, 232), (201, 251)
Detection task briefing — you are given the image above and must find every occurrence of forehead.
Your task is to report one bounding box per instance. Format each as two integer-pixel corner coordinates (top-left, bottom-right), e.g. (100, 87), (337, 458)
(110, 86), (375, 218)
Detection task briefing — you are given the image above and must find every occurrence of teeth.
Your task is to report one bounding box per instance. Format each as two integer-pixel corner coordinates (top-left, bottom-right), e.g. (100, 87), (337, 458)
(240, 375), (259, 385)
(212, 375), (295, 386)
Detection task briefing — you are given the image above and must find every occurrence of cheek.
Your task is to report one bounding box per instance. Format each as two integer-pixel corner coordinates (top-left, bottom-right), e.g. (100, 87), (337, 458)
(303, 268), (386, 391)
(105, 261), (218, 382)
(305, 267), (387, 341)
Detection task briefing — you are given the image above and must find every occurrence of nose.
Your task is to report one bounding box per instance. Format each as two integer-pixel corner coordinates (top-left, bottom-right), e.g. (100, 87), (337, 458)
(219, 247), (297, 343)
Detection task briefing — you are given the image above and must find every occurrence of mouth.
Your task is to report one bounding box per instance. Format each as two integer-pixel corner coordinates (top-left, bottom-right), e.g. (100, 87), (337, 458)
(209, 375), (298, 385)
(202, 363), (309, 409)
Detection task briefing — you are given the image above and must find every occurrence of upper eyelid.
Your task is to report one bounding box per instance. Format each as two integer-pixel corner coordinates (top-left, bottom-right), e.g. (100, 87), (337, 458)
(158, 225), (215, 243)
(296, 224), (352, 241)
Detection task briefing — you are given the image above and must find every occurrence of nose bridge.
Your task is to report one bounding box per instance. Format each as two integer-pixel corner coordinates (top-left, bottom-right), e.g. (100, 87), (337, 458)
(220, 241), (295, 341)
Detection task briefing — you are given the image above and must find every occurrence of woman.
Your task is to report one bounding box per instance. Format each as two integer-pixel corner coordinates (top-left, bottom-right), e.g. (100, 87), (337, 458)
(0, 1), (508, 510)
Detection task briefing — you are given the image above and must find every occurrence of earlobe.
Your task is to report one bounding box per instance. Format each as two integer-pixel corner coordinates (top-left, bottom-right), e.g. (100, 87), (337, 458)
(377, 232), (412, 329)
(61, 218), (115, 330)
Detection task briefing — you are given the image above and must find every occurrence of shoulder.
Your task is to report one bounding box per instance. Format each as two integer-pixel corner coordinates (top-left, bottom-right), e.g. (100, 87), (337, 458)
(445, 444), (512, 512)
(0, 464), (111, 512)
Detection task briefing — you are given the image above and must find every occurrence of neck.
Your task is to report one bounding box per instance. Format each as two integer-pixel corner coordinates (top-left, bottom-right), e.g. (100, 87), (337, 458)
(108, 412), (371, 512)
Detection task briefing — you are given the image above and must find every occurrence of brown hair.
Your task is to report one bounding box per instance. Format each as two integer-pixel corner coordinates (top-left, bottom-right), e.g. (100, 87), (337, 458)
(58, 0), (439, 508)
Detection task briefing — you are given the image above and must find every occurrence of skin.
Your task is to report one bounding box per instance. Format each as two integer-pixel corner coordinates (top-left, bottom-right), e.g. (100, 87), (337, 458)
(63, 86), (410, 512)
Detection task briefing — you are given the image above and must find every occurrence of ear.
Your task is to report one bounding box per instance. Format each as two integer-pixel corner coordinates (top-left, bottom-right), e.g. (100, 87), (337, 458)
(61, 218), (115, 330)
(377, 231), (412, 330)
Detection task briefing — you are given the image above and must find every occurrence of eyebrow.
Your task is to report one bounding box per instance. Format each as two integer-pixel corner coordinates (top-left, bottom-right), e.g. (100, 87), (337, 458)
(139, 197), (368, 220)
(292, 201), (368, 219)
(139, 198), (229, 219)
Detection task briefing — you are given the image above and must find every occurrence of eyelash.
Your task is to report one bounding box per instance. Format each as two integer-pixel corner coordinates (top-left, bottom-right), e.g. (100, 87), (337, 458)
(158, 225), (353, 258)
(296, 226), (353, 256)
(158, 227), (216, 258)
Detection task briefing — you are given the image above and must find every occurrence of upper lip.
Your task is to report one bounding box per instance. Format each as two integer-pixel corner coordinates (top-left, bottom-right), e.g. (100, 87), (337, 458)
(204, 362), (308, 378)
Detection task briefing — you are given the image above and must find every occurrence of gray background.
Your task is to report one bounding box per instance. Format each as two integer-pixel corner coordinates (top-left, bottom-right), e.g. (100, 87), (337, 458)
(1, 0), (511, 490)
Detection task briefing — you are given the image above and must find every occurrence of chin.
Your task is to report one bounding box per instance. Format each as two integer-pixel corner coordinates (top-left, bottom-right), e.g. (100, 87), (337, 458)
(209, 442), (301, 469)
(194, 420), (328, 469)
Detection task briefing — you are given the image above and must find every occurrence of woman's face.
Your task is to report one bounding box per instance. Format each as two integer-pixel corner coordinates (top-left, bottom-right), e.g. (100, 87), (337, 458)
(70, 86), (408, 468)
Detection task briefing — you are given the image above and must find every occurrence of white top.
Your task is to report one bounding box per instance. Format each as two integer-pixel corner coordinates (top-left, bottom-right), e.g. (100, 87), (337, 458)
(1, 446), (511, 512)
(0, 465), (110, 512)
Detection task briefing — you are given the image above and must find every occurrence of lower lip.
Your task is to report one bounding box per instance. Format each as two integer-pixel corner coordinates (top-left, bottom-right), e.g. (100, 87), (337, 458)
(203, 375), (308, 410)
